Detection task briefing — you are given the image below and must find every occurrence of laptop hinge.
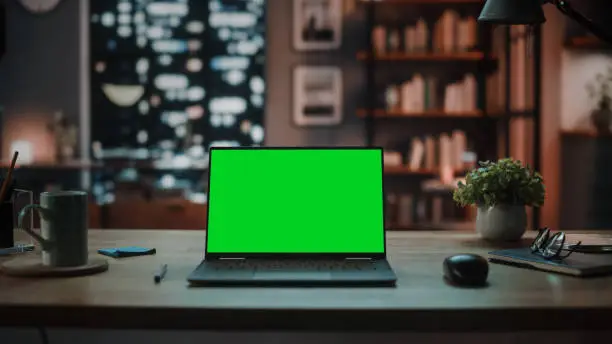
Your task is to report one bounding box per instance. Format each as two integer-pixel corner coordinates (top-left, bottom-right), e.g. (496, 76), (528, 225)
(219, 257), (246, 260)
(345, 257), (372, 260)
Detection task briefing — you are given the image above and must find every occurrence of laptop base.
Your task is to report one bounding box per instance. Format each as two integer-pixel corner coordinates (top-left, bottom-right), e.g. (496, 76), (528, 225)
(187, 259), (397, 287)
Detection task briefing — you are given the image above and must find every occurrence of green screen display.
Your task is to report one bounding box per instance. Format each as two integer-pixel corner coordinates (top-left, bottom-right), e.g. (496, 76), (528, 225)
(206, 148), (385, 254)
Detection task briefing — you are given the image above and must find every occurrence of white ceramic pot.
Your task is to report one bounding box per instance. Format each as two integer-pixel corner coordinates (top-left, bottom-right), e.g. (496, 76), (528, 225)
(476, 204), (527, 241)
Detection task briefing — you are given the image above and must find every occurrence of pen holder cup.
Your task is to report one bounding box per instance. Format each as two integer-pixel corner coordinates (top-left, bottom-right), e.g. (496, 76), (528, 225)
(0, 189), (34, 249)
(0, 201), (14, 249)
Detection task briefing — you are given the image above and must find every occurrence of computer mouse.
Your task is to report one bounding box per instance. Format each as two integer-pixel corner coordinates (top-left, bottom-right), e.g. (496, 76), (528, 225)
(443, 254), (489, 287)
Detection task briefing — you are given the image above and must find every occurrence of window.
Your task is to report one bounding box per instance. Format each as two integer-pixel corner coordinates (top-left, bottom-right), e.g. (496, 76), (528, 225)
(90, 0), (266, 203)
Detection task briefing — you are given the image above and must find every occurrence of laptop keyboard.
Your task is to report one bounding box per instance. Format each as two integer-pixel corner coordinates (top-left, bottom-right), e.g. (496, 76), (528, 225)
(206, 259), (380, 271)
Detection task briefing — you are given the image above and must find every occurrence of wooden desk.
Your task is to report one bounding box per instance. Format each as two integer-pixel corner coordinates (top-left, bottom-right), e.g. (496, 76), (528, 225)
(1, 230), (612, 332)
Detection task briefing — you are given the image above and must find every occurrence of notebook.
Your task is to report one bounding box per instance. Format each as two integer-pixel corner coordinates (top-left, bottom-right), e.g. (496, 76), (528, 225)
(488, 247), (612, 277)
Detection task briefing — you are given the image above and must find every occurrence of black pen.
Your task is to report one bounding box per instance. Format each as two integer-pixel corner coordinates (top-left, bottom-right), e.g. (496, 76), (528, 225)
(154, 264), (168, 284)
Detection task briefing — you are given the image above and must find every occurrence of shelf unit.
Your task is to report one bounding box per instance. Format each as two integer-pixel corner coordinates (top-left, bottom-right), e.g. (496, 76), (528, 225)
(360, 0), (542, 230)
(360, 0), (484, 4)
(383, 165), (466, 175)
(356, 51), (488, 61)
(565, 36), (610, 50)
(357, 108), (484, 118)
(560, 129), (612, 138)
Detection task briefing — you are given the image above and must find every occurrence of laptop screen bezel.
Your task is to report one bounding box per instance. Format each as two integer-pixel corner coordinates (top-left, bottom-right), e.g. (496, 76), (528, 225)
(204, 146), (387, 260)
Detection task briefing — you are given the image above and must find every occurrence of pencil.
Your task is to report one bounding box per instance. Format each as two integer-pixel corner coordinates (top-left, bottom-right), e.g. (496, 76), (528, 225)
(0, 151), (19, 204)
(154, 264), (168, 283)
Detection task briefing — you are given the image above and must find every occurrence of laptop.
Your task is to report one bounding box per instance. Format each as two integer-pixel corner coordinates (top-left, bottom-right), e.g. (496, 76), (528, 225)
(187, 147), (397, 287)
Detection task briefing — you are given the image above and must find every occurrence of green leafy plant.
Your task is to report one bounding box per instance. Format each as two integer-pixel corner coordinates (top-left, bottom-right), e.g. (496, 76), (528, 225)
(453, 158), (545, 208)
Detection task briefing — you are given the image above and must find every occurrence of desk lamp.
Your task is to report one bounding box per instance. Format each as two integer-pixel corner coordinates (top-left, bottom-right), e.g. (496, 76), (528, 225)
(478, 0), (612, 44)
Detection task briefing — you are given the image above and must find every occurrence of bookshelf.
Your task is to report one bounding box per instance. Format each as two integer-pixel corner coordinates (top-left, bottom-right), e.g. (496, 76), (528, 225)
(384, 165), (466, 175)
(384, 166), (438, 175)
(360, 0), (541, 230)
(560, 129), (612, 138)
(361, 0), (484, 4)
(356, 51), (487, 61)
(357, 108), (483, 118)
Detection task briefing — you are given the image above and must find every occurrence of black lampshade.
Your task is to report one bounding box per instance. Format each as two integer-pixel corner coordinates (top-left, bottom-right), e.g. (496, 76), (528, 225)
(478, 0), (546, 25)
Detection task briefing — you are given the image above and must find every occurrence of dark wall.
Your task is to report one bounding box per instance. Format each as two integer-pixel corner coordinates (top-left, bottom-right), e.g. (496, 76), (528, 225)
(0, 2), (6, 61)
(564, 0), (612, 38)
(0, 0), (80, 122)
(264, 0), (366, 146)
(560, 135), (612, 230)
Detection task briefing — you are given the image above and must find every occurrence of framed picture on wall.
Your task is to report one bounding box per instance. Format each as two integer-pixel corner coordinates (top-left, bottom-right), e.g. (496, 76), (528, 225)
(293, 0), (342, 51)
(293, 66), (343, 126)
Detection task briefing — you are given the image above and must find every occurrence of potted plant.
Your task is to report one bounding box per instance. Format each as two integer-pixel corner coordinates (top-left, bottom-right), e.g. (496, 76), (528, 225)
(586, 66), (612, 133)
(453, 158), (545, 241)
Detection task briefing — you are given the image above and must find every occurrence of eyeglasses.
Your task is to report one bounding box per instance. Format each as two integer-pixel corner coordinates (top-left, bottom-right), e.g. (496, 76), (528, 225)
(530, 228), (582, 260)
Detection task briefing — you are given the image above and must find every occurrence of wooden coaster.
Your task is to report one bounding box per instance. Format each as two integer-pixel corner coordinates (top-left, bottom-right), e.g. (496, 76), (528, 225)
(0, 256), (108, 277)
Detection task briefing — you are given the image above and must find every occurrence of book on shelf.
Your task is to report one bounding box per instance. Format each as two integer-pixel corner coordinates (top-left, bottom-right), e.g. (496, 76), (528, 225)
(383, 151), (402, 167)
(404, 26), (416, 53)
(443, 74), (477, 113)
(424, 136), (436, 170)
(441, 10), (458, 53)
(391, 74), (477, 114)
(451, 130), (467, 169)
(433, 11), (477, 53)
(397, 75), (437, 113)
(403, 130), (469, 172)
(457, 17), (477, 52)
(373, 12), (477, 56)
(400, 75), (427, 113)
(425, 77), (438, 111)
(399, 81), (412, 113)
(464, 74), (477, 111)
(408, 137), (425, 170)
(439, 133), (453, 184)
(373, 25), (386, 55)
(416, 18), (428, 52)
(439, 133), (452, 170)
(413, 74), (425, 111)
(404, 18), (428, 53)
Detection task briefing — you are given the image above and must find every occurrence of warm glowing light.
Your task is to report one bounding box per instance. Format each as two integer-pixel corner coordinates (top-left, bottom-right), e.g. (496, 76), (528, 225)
(186, 21), (204, 33)
(10, 141), (34, 164)
(209, 97), (247, 114)
(251, 124), (264, 143)
(209, 12), (257, 28)
(187, 86), (205, 101)
(186, 105), (204, 119)
(147, 3), (188, 16)
(154, 74), (189, 89)
(102, 84), (145, 107)
(186, 58), (203, 72)
(211, 56), (250, 70)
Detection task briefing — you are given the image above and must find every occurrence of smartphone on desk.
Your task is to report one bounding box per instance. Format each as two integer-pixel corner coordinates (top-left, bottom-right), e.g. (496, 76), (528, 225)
(98, 247), (156, 258)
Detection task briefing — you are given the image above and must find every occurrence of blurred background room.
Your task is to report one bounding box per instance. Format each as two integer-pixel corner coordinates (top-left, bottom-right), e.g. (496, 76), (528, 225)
(0, 0), (611, 231)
